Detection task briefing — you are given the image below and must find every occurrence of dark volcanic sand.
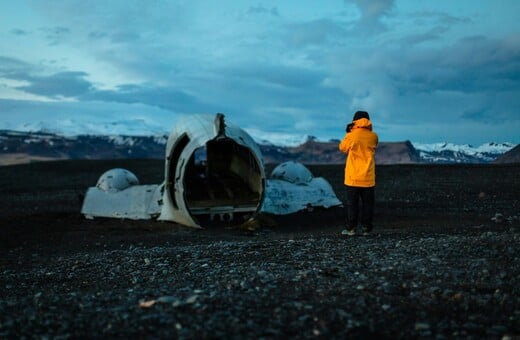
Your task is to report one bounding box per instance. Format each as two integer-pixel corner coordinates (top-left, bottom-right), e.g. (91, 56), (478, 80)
(0, 160), (519, 339)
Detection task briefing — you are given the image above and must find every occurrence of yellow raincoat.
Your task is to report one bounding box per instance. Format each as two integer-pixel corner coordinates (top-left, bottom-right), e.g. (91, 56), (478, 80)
(338, 118), (378, 187)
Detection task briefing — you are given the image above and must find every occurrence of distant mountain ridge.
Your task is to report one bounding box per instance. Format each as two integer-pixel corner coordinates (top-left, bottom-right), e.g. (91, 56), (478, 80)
(494, 144), (520, 164)
(0, 130), (517, 166)
(413, 141), (516, 163)
(0, 130), (167, 166)
(259, 139), (422, 164)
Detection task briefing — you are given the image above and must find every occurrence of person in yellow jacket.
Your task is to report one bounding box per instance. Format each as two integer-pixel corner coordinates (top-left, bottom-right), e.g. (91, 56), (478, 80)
(338, 111), (378, 236)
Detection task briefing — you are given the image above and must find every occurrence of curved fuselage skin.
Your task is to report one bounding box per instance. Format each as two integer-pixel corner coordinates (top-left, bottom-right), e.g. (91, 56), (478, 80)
(159, 114), (266, 228)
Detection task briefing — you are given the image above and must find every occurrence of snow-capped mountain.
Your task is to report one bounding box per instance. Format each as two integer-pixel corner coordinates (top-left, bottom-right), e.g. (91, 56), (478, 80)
(0, 121), (517, 165)
(0, 130), (168, 164)
(11, 118), (168, 137)
(4, 119), (516, 157)
(0, 131), (420, 165)
(412, 142), (516, 163)
(3, 118), (327, 148)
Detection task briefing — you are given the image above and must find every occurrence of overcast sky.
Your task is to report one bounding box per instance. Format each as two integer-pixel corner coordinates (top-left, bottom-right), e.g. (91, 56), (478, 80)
(1, 0), (519, 145)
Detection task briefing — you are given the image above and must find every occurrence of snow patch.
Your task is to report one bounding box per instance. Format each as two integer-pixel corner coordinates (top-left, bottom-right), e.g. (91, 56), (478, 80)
(245, 128), (321, 147)
(10, 118), (169, 137)
(412, 142), (515, 155)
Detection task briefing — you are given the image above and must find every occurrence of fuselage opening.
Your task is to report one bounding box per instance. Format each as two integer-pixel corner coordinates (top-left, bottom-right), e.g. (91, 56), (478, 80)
(184, 137), (264, 227)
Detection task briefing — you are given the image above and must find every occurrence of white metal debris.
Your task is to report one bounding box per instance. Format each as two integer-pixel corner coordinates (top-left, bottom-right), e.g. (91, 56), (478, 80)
(81, 169), (162, 220)
(80, 114), (342, 227)
(260, 162), (342, 215)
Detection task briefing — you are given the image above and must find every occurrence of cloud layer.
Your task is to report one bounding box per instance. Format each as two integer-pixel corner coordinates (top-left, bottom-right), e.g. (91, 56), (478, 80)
(0, 0), (519, 144)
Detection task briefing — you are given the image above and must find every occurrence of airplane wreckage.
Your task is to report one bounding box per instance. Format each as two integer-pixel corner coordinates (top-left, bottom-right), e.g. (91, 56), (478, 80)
(81, 114), (342, 228)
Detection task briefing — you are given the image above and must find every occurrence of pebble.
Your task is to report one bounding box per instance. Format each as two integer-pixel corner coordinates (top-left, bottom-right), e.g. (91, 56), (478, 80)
(415, 322), (431, 331)
(156, 296), (178, 304)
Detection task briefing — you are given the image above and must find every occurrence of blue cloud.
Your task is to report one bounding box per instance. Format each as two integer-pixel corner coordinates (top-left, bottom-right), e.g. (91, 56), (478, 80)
(225, 64), (325, 89)
(41, 26), (71, 45)
(407, 36), (520, 94)
(0, 56), (33, 75)
(1, 1), (519, 144)
(10, 29), (29, 36)
(347, 0), (395, 33)
(283, 19), (349, 47)
(247, 5), (279, 17)
(16, 71), (92, 98)
(85, 84), (211, 113)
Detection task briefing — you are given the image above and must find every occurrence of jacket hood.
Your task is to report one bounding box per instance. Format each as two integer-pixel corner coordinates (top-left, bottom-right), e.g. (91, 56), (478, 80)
(352, 117), (372, 131)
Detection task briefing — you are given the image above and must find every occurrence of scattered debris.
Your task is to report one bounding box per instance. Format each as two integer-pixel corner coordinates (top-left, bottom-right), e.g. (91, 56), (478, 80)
(81, 115), (341, 228)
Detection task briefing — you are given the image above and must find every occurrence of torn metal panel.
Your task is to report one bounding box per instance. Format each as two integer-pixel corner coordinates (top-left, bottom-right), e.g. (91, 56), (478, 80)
(81, 168), (162, 220)
(261, 162), (342, 215)
(81, 184), (162, 220)
(81, 179), (162, 220)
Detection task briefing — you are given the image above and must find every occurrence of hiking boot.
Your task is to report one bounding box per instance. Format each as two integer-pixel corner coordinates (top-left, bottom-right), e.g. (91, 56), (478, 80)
(341, 229), (356, 236)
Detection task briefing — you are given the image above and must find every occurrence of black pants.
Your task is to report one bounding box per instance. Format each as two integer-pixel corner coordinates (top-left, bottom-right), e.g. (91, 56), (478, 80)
(345, 185), (375, 231)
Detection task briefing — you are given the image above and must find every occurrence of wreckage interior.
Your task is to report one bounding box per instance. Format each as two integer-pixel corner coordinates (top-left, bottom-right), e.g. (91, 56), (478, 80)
(174, 138), (264, 226)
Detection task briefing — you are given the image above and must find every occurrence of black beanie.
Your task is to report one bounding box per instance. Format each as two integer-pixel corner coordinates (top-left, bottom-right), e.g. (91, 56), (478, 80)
(352, 111), (370, 121)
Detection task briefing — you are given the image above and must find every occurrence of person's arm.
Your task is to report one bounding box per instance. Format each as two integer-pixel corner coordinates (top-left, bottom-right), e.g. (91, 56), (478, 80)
(338, 133), (351, 154)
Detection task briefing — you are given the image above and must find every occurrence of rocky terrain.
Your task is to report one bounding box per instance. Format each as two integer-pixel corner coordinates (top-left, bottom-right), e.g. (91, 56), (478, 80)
(0, 160), (519, 338)
(495, 145), (520, 164)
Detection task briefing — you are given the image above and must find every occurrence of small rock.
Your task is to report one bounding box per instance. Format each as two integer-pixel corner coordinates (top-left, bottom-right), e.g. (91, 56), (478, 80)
(185, 295), (198, 304)
(415, 322), (430, 331)
(157, 296), (178, 304)
(491, 213), (504, 224)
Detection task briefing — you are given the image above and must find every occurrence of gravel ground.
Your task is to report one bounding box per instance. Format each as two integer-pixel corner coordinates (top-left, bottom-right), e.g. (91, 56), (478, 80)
(1, 221), (519, 339)
(1, 161), (519, 338)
